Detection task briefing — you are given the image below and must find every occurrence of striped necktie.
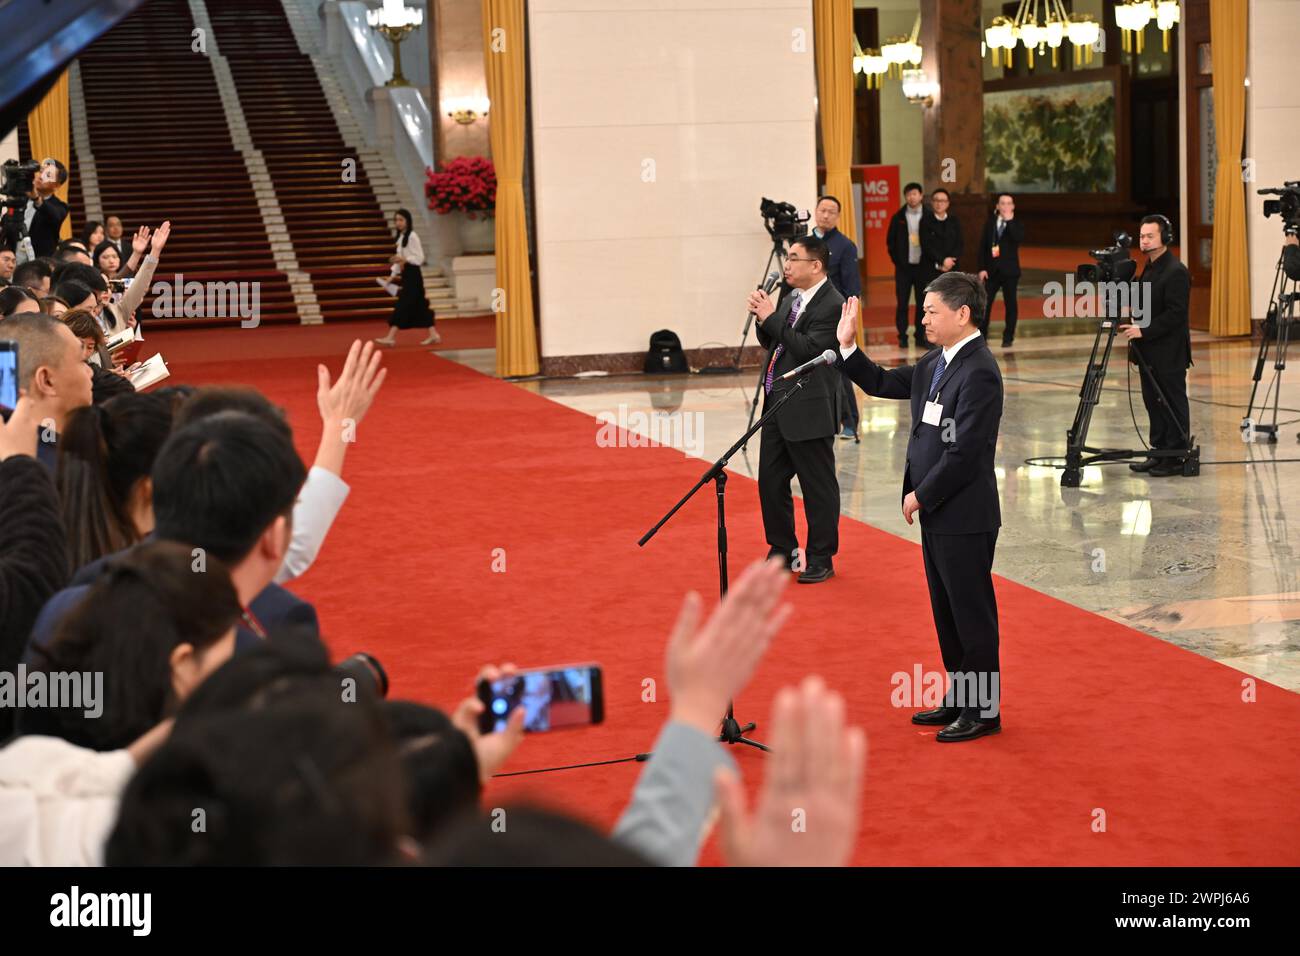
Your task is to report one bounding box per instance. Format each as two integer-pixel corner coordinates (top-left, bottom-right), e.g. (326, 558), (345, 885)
(765, 292), (803, 394)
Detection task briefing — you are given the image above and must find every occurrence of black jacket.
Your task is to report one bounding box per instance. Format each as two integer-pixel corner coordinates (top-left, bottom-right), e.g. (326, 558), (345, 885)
(815, 227), (862, 298)
(978, 215), (1025, 277)
(28, 195), (69, 259)
(1130, 250), (1192, 371)
(0, 454), (71, 740)
(921, 215), (964, 273)
(1283, 243), (1300, 281)
(756, 280), (845, 442)
(840, 335), (1003, 533)
(886, 205), (933, 271)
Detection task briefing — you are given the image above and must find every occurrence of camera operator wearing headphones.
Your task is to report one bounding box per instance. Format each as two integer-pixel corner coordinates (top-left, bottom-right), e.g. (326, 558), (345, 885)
(1119, 214), (1192, 478)
(24, 159), (70, 259)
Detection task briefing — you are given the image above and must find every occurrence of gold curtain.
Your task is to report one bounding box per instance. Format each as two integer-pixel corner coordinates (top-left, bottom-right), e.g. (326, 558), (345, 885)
(1208, 0), (1249, 336)
(482, 0), (539, 377)
(813, 0), (856, 245)
(813, 0), (861, 348)
(27, 69), (73, 240)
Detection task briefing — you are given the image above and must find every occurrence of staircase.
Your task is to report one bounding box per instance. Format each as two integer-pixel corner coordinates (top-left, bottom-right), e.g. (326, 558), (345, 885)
(64, 0), (456, 327)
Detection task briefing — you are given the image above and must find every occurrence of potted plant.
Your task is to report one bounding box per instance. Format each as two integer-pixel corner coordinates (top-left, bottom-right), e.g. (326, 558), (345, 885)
(426, 156), (497, 253)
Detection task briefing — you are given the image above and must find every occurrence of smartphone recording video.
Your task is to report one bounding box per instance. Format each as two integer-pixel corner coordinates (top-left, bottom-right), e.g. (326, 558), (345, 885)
(477, 664), (604, 734)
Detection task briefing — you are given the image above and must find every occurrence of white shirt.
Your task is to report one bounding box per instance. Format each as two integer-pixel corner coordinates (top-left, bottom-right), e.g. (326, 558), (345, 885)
(941, 329), (982, 365)
(789, 276), (828, 316)
(0, 735), (135, 866)
(274, 465), (351, 584)
(397, 232), (425, 267)
(905, 206), (923, 264)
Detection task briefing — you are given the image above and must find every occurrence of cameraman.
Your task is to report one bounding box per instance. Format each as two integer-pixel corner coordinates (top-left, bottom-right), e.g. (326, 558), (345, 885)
(1284, 233), (1300, 281)
(1119, 215), (1192, 478)
(24, 159), (70, 259)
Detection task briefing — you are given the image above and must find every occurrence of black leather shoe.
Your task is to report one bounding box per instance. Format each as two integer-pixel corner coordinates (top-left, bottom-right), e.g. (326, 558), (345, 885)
(766, 549), (796, 571)
(797, 565), (835, 584)
(911, 706), (959, 725)
(1001, 338), (1014, 348)
(1129, 457), (1158, 473)
(936, 715), (1001, 742)
(1149, 460), (1185, 477)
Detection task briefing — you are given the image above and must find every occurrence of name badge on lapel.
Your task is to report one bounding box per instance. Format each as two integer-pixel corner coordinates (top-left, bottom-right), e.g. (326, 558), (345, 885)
(991, 244), (1001, 259)
(922, 399), (943, 426)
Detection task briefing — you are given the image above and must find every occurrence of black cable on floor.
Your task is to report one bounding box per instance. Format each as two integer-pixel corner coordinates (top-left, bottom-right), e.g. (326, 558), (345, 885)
(491, 753), (650, 778)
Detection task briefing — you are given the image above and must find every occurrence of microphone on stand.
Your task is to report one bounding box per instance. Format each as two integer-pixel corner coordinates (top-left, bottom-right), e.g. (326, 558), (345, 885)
(779, 349), (839, 381)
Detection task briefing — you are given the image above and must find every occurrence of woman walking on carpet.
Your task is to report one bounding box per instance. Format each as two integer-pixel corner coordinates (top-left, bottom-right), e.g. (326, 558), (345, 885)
(374, 208), (439, 347)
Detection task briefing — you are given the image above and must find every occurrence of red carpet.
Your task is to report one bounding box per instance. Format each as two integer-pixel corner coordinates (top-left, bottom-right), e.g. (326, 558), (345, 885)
(144, 327), (1300, 866)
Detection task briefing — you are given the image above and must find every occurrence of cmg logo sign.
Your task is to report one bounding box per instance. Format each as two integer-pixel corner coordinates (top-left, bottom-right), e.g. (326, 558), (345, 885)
(861, 179), (890, 194)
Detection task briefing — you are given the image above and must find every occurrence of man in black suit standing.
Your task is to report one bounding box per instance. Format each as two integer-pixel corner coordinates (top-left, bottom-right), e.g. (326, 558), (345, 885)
(837, 272), (1004, 741)
(809, 194), (863, 443)
(921, 188), (963, 278)
(977, 193), (1024, 347)
(747, 235), (845, 584)
(887, 183), (934, 349)
(24, 159), (70, 259)
(1120, 214), (1193, 478)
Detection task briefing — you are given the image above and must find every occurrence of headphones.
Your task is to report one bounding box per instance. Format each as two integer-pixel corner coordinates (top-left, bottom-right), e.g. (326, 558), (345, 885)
(1147, 214), (1174, 246)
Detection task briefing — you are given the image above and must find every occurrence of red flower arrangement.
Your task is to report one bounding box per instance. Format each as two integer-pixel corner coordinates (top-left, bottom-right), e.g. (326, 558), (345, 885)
(426, 156), (496, 219)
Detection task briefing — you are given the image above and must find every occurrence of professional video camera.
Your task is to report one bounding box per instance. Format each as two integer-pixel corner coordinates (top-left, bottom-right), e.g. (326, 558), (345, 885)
(1075, 231), (1137, 284)
(760, 197), (810, 242)
(1, 158), (39, 201)
(0, 159), (40, 253)
(1259, 181), (1300, 235)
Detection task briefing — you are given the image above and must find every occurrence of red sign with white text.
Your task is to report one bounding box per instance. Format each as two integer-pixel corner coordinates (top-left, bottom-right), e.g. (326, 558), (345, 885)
(859, 164), (899, 278)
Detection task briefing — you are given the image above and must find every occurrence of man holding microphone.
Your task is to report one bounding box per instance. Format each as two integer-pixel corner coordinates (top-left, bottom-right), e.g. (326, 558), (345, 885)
(836, 272), (1004, 741)
(747, 236), (844, 584)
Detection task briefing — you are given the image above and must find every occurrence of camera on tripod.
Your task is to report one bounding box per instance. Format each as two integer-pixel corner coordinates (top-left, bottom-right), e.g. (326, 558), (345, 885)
(1075, 231), (1137, 284)
(760, 197), (810, 242)
(1259, 181), (1300, 235)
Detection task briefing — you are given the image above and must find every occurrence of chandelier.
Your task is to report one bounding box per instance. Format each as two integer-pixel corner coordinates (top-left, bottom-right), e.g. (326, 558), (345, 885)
(880, 15), (922, 80)
(1116, 1), (1181, 55)
(984, 0), (1099, 70)
(852, 34), (887, 90)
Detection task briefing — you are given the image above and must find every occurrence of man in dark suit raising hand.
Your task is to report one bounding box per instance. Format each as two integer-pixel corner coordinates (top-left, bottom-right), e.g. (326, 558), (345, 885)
(837, 272), (1005, 742)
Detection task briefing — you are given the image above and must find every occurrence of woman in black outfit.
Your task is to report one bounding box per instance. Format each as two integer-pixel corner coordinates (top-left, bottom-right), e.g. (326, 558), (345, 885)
(374, 209), (438, 347)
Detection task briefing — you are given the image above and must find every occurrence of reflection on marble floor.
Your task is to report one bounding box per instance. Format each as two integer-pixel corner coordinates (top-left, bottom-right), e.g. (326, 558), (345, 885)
(443, 333), (1300, 692)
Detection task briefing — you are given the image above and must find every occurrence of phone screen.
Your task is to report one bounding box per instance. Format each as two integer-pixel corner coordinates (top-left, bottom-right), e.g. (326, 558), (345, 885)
(0, 342), (18, 410)
(478, 665), (603, 734)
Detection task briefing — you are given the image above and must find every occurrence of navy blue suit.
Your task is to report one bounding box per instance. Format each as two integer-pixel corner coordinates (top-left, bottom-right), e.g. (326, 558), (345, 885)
(840, 334), (1003, 720)
(23, 545), (320, 664)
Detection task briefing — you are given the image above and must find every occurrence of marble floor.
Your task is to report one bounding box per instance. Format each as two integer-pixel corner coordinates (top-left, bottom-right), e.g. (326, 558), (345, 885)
(440, 330), (1300, 692)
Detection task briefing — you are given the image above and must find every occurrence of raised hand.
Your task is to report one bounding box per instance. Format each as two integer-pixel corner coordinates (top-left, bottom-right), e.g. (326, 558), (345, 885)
(665, 557), (792, 734)
(316, 339), (387, 431)
(149, 220), (171, 255)
(715, 676), (867, 867)
(450, 663), (527, 783)
(837, 296), (860, 349)
(131, 226), (151, 255)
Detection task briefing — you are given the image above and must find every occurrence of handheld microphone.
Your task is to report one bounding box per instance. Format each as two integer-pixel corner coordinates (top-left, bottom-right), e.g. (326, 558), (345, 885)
(741, 271), (783, 335)
(780, 349), (838, 381)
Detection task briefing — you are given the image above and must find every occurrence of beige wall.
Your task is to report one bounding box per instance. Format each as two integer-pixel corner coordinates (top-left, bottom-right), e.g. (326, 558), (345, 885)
(1247, 0), (1299, 319)
(434, 0), (491, 161)
(528, 0), (817, 360)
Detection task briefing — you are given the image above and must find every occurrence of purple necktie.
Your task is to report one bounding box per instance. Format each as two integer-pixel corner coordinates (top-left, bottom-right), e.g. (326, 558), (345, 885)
(765, 292), (803, 394)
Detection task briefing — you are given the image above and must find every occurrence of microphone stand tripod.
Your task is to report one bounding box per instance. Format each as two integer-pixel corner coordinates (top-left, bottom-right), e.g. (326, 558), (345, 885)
(639, 377), (810, 751)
